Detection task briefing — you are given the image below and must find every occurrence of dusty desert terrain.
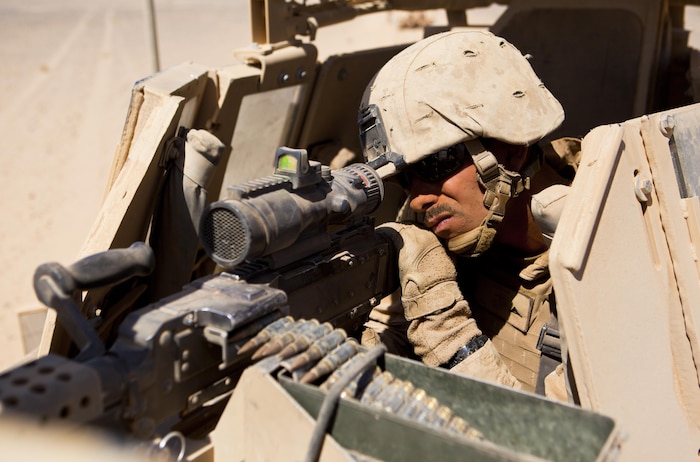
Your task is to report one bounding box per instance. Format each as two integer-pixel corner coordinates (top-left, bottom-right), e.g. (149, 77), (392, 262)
(1, 0), (700, 373)
(0, 0), (252, 370)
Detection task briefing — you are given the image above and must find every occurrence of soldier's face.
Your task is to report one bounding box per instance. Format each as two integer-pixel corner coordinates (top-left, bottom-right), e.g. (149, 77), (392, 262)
(408, 159), (488, 240)
(407, 140), (526, 240)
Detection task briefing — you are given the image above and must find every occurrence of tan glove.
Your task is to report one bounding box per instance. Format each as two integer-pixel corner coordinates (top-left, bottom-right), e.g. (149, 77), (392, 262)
(450, 339), (521, 389)
(377, 222), (520, 389)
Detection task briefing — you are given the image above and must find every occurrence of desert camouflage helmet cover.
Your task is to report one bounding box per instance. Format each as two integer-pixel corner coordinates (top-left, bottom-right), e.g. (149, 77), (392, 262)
(358, 30), (564, 177)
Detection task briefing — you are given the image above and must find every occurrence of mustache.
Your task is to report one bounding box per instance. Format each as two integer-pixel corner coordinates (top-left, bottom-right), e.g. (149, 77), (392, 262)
(423, 204), (459, 225)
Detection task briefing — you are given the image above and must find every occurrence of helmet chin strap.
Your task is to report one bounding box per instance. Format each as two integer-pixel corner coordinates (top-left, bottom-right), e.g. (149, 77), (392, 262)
(447, 225), (496, 256)
(447, 139), (537, 257)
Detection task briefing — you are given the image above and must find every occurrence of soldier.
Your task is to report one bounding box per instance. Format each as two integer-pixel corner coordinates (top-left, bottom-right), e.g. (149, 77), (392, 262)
(358, 29), (577, 400)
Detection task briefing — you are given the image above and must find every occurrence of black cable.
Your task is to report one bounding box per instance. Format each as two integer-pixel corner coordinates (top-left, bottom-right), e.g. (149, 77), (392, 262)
(305, 344), (387, 462)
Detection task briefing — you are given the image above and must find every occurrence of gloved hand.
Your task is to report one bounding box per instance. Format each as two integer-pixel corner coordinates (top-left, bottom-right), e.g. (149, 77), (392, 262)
(377, 222), (463, 319)
(376, 222), (520, 389)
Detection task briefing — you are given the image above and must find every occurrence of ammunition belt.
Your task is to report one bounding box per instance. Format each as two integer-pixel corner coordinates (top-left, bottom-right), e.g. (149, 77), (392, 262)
(240, 317), (487, 443)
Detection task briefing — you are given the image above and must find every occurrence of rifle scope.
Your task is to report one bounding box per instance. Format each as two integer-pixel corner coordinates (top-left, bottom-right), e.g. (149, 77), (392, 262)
(199, 148), (383, 269)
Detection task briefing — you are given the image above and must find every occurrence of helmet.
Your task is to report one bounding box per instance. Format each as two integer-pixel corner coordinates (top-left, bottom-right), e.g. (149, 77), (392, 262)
(358, 29), (564, 178)
(357, 30), (565, 256)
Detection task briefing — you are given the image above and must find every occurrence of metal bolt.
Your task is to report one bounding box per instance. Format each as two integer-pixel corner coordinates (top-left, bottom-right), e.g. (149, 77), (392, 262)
(659, 114), (674, 138)
(296, 68), (307, 80)
(159, 331), (172, 346)
(278, 72), (290, 84)
(340, 255), (355, 267)
(635, 175), (653, 202)
(88, 306), (101, 317)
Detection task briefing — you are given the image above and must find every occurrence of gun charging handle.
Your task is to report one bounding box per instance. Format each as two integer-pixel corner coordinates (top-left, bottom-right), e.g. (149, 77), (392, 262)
(33, 242), (155, 361)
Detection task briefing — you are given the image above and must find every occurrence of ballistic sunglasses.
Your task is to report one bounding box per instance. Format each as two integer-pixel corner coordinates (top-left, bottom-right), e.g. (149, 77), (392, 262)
(406, 142), (470, 184)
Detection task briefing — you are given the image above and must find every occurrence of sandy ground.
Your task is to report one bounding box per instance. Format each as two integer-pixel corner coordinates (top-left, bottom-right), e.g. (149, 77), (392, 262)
(1, 1), (700, 373)
(0, 0), (251, 371)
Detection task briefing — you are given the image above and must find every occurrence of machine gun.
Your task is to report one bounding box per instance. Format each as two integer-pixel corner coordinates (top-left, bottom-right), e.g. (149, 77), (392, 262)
(0, 148), (397, 456)
(0, 147), (621, 462)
